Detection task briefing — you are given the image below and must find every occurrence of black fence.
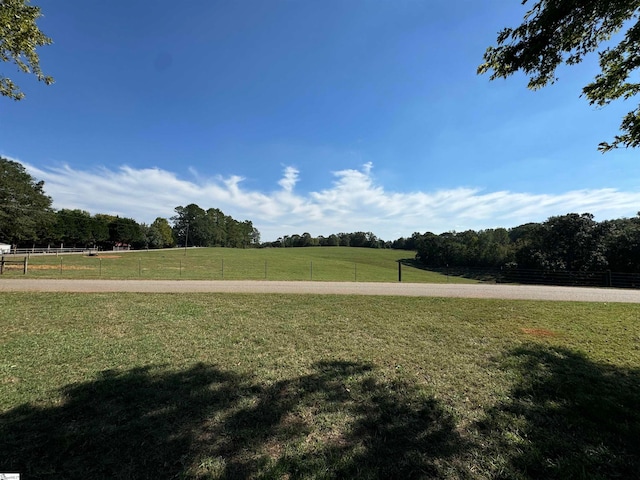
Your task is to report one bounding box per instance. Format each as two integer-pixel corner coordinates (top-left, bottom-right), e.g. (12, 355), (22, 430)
(426, 266), (640, 289)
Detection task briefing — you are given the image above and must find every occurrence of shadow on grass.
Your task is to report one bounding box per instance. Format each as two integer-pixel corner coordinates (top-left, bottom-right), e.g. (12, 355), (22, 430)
(1, 361), (463, 479)
(475, 345), (640, 479)
(398, 259), (497, 283)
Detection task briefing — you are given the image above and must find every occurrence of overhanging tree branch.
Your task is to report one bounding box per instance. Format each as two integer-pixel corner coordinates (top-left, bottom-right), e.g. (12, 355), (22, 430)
(0, 0), (53, 101)
(479, 0), (640, 151)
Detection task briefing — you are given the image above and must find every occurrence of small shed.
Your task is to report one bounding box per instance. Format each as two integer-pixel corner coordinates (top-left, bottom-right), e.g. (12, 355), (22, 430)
(0, 243), (11, 254)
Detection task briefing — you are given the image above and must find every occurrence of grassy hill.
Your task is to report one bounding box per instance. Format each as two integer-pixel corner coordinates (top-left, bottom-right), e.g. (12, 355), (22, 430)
(8, 247), (477, 283)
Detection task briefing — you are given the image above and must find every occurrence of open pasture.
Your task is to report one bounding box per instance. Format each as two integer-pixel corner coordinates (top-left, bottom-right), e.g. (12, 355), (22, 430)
(4, 247), (476, 283)
(1, 293), (638, 479)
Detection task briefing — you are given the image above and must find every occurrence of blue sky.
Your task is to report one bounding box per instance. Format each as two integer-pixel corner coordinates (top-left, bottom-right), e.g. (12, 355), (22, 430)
(2, 0), (639, 241)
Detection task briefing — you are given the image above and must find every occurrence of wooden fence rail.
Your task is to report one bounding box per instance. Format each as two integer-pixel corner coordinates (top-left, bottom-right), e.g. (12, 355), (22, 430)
(0, 256), (28, 274)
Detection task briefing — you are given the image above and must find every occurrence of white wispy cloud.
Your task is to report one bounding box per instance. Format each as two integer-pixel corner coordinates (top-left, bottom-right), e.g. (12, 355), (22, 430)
(278, 166), (299, 192)
(19, 159), (640, 241)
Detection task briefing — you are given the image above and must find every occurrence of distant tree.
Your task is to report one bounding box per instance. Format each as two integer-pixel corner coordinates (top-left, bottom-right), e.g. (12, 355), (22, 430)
(391, 237), (407, 249)
(145, 224), (163, 249)
(349, 232), (367, 248)
(478, 228), (513, 266)
(479, 0), (640, 151)
(415, 229), (514, 268)
(90, 215), (110, 246)
(0, 157), (54, 244)
(172, 204), (206, 246)
(109, 217), (145, 249)
(206, 208), (227, 246)
(545, 213), (608, 271)
(510, 214), (607, 271)
(601, 216), (640, 271)
(249, 224), (261, 246)
(415, 233), (446, 267)
(289, 234), (301, 248)
(301, 232), (313, 247)
(403, 232), (424, 251)
(1, 0), (54, 101)
(53, 209), (94, 247)
(148, 217), (175, 248)
(326, 234), (339, 246)
(93, 214), (116, 248)
(171, 204), (259, 248)
(338, 233), (351, 247)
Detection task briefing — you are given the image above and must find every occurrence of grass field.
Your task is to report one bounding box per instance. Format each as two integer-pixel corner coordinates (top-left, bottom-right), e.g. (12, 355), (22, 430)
(1, 247), (477, 283)
(1, 293), (638, 479)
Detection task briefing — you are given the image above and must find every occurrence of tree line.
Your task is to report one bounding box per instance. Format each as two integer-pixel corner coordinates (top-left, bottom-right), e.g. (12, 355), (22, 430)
(408, 213), (640, 274)
(171, 204), (260, 248)
(0, 158), (259, 249)
(3, 205), (259, 251)
(264, 231), (385, 248)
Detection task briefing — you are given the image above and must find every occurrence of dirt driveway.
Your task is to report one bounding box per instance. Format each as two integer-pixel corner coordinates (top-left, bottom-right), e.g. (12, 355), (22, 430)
(1, 279), (640, 303)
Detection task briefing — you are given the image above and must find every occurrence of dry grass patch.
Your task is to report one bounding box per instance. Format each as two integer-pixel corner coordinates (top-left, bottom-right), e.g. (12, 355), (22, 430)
(521, 327), (558, 337)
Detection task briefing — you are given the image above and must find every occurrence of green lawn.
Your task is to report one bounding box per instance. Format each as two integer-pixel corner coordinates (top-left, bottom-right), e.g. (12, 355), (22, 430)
(3, 247), (477, 283)
(1, 293), (638, 478)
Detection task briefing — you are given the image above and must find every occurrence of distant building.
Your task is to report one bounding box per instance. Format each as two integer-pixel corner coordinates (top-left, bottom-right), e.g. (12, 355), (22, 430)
(0, 243), (11, 254)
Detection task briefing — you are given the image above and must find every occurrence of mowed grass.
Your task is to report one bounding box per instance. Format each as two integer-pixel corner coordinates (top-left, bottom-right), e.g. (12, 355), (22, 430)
(3, 247), (476, 283)
(1, 293), (639, 479)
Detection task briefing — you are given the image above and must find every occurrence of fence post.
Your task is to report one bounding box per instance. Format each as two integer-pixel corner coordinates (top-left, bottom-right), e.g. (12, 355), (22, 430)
(99, 258), (102, 277)
(398, 261), (402, 282)
(60, 257), (63, 275)
(0, 256), (4, 275)
(23, 257), (27, 275)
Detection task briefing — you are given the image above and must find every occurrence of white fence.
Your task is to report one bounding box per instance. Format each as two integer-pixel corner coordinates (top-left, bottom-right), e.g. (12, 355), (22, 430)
(2, 247), (98, 256)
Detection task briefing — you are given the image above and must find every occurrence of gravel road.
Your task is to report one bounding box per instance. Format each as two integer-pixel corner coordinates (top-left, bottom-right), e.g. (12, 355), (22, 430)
(1, 279), (639, 303)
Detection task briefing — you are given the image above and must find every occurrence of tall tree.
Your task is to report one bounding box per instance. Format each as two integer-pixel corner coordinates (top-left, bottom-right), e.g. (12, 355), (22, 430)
(172, 204), (207, 247)
(53, 209), (94, 247)
(206, 208), (227, 246)
(0, 157), (53, 244)
(93, 214), (116, 248)
(601, 215), (640, 271)
(1, 0), (53, 101)
(148, 217), (175, 248)
(109, 217), (145, 249)
(479, 0), (640, 151)
(249, 225), (261, 246)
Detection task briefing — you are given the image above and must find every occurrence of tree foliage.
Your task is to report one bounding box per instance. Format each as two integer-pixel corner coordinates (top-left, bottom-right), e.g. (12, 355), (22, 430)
(109, 217), (146, 249)
(148, 217), (175, 249)
(479, 0), (640, 151)
(0, 156), (53, 244)
(0, 0), (53, 101)
(268, 231), (385, 249)
(411, 212), (640, 274)
(52, 209), (108, 247)
(171, 204), (259, 248)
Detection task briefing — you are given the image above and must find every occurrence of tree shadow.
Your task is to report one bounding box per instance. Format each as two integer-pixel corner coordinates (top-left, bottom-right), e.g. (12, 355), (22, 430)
(474, 345), (640, 479)
(398, 259), (498, 283)
(1, 361), (464, 479)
